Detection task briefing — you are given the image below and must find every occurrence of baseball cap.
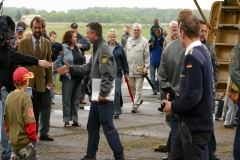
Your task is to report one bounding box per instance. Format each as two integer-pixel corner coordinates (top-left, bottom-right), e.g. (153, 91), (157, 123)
(13, 67), (34, 84)
(16, 26), (24, 33)
(51, 42), (63, 62)
(70, 22), (78, 28)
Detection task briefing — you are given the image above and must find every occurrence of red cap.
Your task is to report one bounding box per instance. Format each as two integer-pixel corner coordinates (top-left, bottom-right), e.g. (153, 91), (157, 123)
(13, 67), (34, 84)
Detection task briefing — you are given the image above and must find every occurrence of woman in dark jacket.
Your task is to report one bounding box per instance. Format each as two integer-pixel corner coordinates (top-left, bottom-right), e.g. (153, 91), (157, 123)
(107, 29), (129, 119)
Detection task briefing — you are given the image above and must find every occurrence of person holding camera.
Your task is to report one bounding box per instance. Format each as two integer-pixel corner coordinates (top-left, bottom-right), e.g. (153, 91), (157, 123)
(163, 13), (213, 160)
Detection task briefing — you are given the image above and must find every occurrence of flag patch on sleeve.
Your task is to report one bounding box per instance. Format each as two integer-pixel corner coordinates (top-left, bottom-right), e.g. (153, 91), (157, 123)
(186, 63), (192, 68)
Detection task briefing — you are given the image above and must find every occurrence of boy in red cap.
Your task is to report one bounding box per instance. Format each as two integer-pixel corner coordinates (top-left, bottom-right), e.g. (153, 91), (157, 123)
(3, 67), (38, 159)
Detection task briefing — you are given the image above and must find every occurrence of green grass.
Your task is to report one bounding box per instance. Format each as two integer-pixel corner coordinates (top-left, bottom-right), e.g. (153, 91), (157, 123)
(46, 22), (170, 54)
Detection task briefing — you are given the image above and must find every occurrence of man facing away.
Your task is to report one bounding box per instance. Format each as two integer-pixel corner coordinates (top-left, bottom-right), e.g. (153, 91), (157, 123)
(57, 21), (125, 160)
(163, 14), (213, 160)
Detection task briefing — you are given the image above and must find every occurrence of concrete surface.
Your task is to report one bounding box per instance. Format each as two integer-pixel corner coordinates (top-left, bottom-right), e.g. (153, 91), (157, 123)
(36, 80), (236, 160)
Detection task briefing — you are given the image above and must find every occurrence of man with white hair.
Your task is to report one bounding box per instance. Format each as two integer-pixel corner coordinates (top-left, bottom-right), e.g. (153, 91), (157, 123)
(163, 20), (179, 51)
(125, 23), (150, 113)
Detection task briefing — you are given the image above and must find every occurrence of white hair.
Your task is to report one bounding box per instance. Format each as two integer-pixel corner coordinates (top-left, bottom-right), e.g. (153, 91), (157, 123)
(169, 21), (178, 27)
(133, 23), (142, 30)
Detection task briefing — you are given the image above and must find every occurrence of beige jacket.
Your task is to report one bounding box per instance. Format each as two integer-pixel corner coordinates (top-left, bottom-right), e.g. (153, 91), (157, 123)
(125, 36), (150, 77)
(163, 34), (179, 51)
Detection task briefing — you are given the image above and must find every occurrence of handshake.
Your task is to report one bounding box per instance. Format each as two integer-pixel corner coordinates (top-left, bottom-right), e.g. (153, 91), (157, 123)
(158, 82), (178, 112)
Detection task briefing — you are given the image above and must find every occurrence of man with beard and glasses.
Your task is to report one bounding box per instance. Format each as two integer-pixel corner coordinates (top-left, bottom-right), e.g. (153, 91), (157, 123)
(18, 16), (54, 141)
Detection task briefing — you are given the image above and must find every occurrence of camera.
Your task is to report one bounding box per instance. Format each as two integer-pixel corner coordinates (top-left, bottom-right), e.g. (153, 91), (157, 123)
(158, 82), (178, 112)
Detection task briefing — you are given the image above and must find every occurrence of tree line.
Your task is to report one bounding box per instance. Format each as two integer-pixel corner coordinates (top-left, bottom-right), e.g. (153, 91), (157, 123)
(4, 7), (210, 24)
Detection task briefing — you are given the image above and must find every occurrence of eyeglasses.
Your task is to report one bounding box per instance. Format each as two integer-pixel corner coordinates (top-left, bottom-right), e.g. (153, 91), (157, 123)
(134, 30), (140, 32)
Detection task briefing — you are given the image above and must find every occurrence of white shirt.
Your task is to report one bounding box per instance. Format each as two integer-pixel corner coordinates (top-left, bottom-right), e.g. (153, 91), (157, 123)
(185, 40), (202, 55)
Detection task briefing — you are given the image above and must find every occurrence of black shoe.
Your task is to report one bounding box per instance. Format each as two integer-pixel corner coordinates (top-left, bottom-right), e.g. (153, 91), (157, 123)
(209, 154), (220, 160)
(81, 155), (96, 160)
(224, 125), (234, 128)
(115, 157), (125, 160)
(140, 100), (143, 105)
(162, 152), (170, 160)
(114, 115), (119, 119)
(39, 134), (54, 141)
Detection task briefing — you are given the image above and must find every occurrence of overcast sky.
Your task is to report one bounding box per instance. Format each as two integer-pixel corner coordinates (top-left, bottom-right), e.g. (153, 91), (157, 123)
(3, 0), (224, 12)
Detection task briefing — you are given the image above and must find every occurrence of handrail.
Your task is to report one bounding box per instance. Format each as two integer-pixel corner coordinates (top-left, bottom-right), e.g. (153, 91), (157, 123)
(193, 0), (212, 29)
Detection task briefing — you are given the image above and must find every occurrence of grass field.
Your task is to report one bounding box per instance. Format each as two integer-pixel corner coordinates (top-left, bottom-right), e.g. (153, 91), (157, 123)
(46, 22), (169, 55)
(28, 22), (170, 93)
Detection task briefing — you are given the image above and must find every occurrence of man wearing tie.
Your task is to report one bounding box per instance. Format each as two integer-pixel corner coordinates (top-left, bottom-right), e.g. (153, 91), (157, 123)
(18, 16), (53, 141)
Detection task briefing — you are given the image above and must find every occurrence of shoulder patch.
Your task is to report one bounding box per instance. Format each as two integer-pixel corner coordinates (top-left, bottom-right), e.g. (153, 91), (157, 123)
(28, 108), (34, 118)
(180, 74), (185, 77)
(189, 49), (193, 55)
(102, 58), (107, 64)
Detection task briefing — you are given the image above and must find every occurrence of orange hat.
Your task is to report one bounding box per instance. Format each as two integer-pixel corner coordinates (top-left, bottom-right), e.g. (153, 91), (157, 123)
(13, 67), (34, 84)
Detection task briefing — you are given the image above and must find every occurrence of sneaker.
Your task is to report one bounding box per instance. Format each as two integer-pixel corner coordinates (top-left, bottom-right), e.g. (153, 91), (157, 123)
(209, 154), (220, 160)
(132, 107), (138, 113)
(81, 155), (96, 160)
(153, 92), (157, 95)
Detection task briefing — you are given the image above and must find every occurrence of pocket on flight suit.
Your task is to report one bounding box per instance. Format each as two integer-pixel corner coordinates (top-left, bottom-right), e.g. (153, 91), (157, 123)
(98, 101), (109, 123)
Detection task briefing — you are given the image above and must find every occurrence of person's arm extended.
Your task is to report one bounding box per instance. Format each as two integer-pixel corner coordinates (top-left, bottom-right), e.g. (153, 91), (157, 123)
(9, 45), (51, 68)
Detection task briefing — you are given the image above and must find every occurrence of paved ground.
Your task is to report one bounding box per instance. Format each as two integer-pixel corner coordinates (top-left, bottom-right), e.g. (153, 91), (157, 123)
(32, 80), (235, 160)
(0, 55), (236, 159)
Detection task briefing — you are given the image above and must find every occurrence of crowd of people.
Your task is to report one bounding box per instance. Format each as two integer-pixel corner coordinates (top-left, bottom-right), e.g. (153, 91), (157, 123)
(0, 7), (239, 160)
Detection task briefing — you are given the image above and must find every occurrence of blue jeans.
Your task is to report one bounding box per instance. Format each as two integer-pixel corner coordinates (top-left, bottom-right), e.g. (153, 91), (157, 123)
(234, 94), (240, 159)
(215, 100), (224, 117)
(61, 76), (82, 122)
(1, 88), (12, 160)
(150, 64), (159, 92)
(224, 98), (238, 126)
(51, 72), (57, 101)
(87, 101), (124, 158)
(113, 77), (122, 115)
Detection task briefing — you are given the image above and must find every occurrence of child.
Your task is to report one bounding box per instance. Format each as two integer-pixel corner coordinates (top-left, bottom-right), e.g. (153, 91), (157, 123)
(149, 28), (165, 94)
(11, 26), (24, 51)
(224, 82), (238, 128)
(3, 67), (38, 159)
(150, 18), (163, 42)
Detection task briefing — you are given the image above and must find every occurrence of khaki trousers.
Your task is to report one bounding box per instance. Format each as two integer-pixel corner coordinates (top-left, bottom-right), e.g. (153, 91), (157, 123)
(129, 77), (144, 108)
